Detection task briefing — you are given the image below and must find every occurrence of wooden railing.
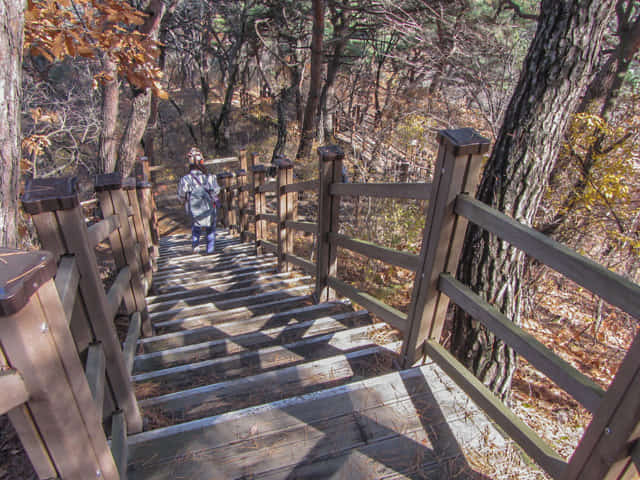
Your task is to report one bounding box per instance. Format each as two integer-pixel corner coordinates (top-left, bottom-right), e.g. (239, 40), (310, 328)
(213, 128), (640, 480)
(2, 127), (639, 479)
(0, 171), (159, 479)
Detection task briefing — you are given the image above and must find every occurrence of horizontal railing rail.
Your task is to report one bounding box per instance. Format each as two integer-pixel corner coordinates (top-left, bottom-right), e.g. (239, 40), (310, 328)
(330, 182), (432, 200)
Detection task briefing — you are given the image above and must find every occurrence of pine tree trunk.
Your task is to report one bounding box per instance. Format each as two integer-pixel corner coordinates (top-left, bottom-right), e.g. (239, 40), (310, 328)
(99, 58), (120, 173)
(450, 0), (615, 399)
(0, 0), (24, 247)
(296, 0), (324, 160)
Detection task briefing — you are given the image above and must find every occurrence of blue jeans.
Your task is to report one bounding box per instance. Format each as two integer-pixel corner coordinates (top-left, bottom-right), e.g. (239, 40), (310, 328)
(192, 223), (216, 253)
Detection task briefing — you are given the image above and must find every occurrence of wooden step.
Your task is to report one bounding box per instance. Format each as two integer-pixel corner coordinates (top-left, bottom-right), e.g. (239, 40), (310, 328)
(147, 275), (312, 313)
(140, 301), (352, 351)
(140, 342), (402, 428)
(127, 362), (505, 479)
(146, 271), (291, 304)
(149, 264), (278, 294)
(133, 311), (371, 373)
(133, 323), (394, 398)
(151, 256), (277, 284)
(156, 244), (255, 266)
(152, 295), (318, 334)
(149, 285), (313, 323)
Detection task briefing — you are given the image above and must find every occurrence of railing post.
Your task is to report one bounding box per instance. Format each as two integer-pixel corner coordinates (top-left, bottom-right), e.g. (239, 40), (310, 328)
(96, 174), (152, 337)
(0, 249), (120, 479)
(252, 164), (267, 255)
(217, 172), (232, 230)
(125, 181), (153, 292)
(239, 149), (248, 171)
(315, 146), (344, 302)
(402, 128), (490, 367)
(228, 172), (238, 233)
(236, 170), (249, 242)
(136, 180), (159, 269)
(275, 158), (294, 271)
(22, 177), (143, 433)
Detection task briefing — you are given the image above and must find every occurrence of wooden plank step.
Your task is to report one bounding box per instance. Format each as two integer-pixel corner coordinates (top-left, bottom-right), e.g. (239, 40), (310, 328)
(151, 256), (277, 284)
(148, 285), (314, 323)
(149, 264), (278, 294)
(147, 275), (312, 313)
(140, 302), (352, 351)
(133, 311), (371, 373)
(152, 295), (318, 334)
(133, 323), (395, 398)
(140, 342), (402, 428)
(127, 363), (505, 479)
(153, 252), (272, 277)
(156, 244), (256, 266)
(146, 271), (293, 305)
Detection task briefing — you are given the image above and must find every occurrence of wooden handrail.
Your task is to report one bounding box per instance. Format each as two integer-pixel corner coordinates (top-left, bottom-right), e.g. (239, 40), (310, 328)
(106, 266), (131, 321)
(439, 273), (605, 413)
(327, 276), (407, 332)
(424, 340), (567, 479)
(54, 255), (80, 324)
(283, 180), (319, 193)
(285, 220), (317, 235)
(87, 215), (120, 248)
(257, 182), (277, 193)
(330, 182), (432, 200)
(329, 232), (420, 272)
(0, 369), (29, 415)
(456, 194), (640, 319)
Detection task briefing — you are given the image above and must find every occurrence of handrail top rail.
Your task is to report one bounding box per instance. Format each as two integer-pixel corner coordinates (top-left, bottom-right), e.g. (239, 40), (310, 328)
(330, 182), (432, 200)
(22, 176), (79, 214)
(95, 172), (137, 191)
(0, 248), (57, 316)
(456, 194), (640, 320)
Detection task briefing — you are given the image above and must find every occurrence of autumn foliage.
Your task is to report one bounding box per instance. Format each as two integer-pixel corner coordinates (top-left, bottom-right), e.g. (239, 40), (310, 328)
(24, 0), (167, 98)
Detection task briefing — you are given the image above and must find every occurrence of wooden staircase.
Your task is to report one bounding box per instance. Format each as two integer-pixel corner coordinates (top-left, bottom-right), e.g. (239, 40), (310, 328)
(125, 231), (503, 479)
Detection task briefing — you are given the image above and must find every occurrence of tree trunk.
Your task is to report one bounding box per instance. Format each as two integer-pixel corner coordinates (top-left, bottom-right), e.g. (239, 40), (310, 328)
(116, 0), (166, 176)
(99, 58), (119, 173)
(450, 0), (615, 399)
(0, 0), (23, 248)
(296, 0), (325, 160)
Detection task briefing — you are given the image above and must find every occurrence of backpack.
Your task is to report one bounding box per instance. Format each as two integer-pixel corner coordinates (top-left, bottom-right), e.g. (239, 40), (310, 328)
(187, 173), (215, 227)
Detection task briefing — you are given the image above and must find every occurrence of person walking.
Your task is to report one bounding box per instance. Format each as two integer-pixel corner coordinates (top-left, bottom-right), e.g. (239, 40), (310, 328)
(178, 149), (221, 254)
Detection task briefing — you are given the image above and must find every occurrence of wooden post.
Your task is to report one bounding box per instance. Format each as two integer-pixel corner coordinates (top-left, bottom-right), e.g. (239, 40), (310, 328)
(136, 181), (159, 268)
(96, 173), (152, 337)
(562, 332), (640, 480)
(239, 149), (248, 172)
(275, 158), (294, 272)
(402, 128), (490, 367)
(217, 172), (232, 230)
(315, 146), (344, 302)
(22, 177), (143, 433)
(236, 170), (249, 242)
(125, 180), (153, 291)
(0, 248), (120, 479)
(252, 164), (267, 255)
(228, 172), (237, 232)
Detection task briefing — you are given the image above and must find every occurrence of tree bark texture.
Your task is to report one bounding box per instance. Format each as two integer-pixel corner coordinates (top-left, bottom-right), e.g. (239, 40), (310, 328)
(296, 0), (325, 160)
(0, 0), (24, 248)
(450, 0), (615, 399)
(99, 58), (119, 173)
(117, 0), (166, 176)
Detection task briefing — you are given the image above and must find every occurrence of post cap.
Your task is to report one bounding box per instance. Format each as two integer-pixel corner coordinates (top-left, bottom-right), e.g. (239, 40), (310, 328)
(235, 169), (247, 177)
(438, 128), (490, 156)
(251, 164), (267, 173)
(22, 177), (79, 214)
(136, 181), (152, 189)
(217, 172), (233, 179)
(95, 172), (123, 191)
(274, 158), (293, 169)
(0, 249), (56, 316)
(318, 145), (344, 161)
